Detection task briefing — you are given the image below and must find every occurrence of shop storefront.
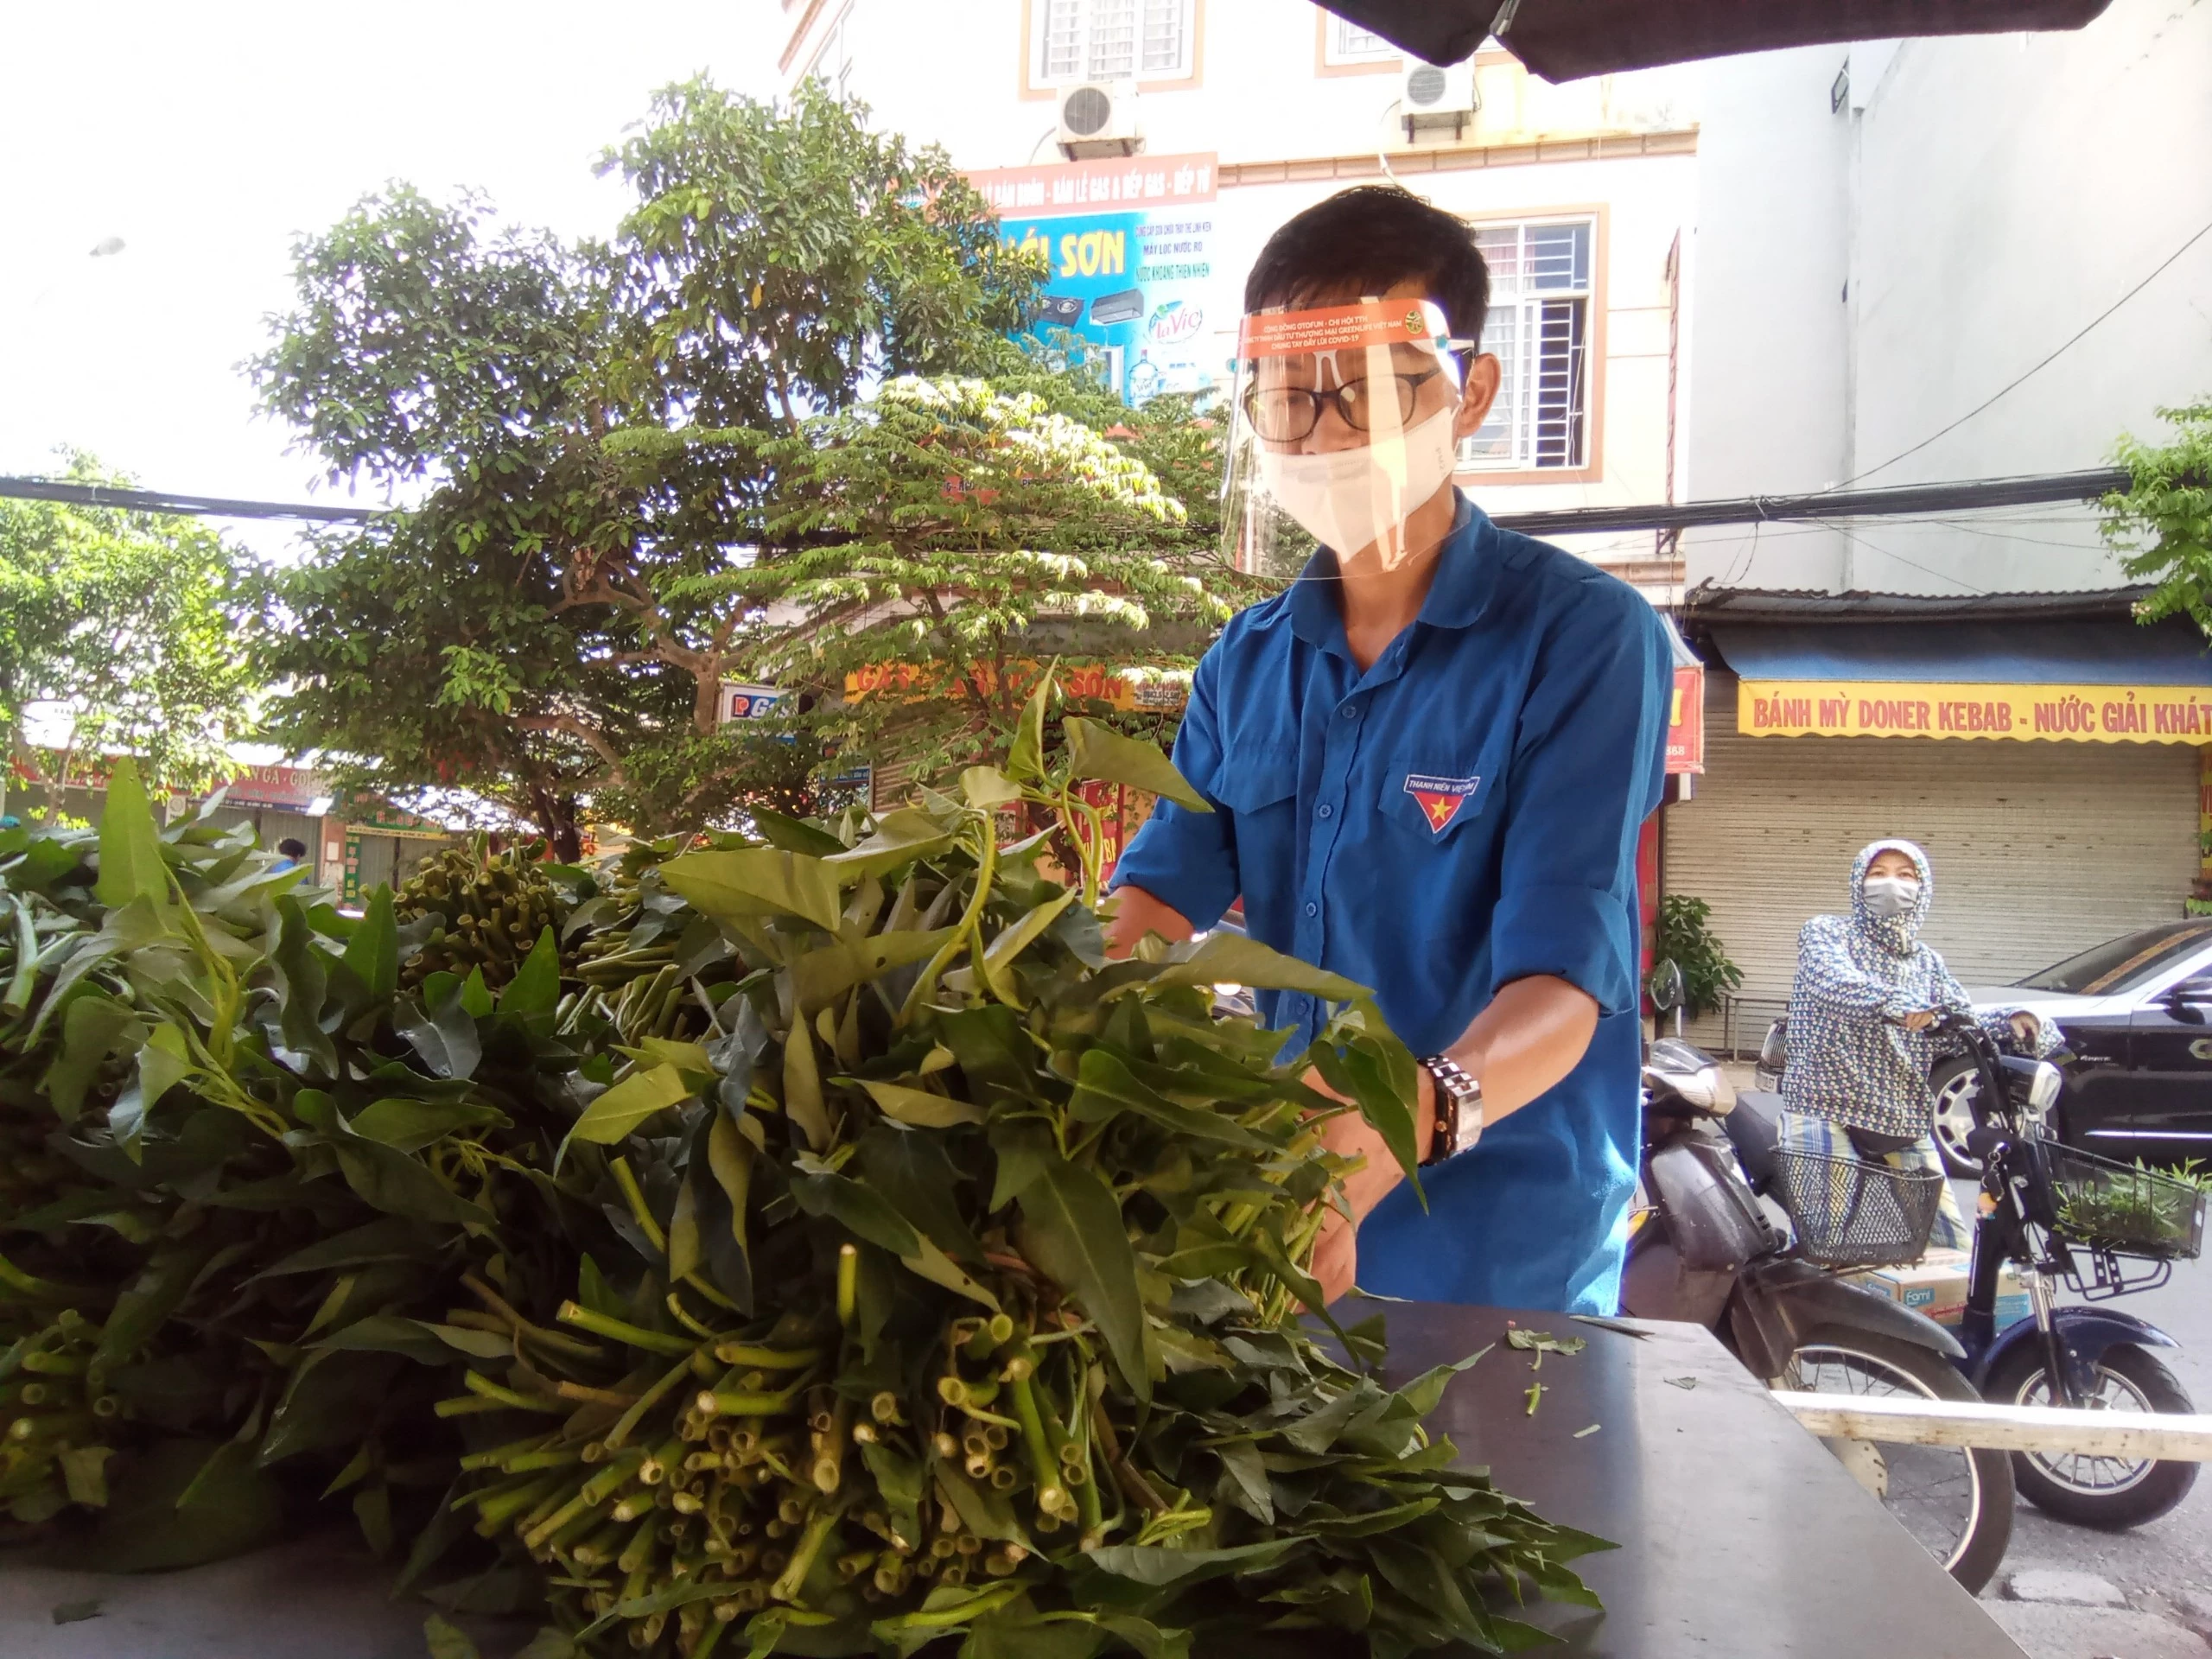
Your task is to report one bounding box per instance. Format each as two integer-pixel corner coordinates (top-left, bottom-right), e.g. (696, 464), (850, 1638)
(1665, 619), (2210, 1049)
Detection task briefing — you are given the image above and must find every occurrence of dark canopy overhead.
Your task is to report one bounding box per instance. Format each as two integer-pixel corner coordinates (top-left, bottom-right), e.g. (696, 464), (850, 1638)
(1322, 0), (2112, 81)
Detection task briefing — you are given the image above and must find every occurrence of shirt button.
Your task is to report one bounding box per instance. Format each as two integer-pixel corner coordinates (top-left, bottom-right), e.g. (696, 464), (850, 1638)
(1304, 901), (1319, 918)
(1316, 804), (1333, 819)
(1340, 704), (1357, 719)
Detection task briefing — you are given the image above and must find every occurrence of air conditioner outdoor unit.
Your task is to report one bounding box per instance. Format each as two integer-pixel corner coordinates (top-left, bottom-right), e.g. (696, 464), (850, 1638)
(1400, 59), (1478, 136)
(1056, 80), (1141, 158)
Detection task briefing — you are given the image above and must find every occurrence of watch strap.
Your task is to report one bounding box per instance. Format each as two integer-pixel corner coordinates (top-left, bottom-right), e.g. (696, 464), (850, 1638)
(1421, 1054), (1483, 1165)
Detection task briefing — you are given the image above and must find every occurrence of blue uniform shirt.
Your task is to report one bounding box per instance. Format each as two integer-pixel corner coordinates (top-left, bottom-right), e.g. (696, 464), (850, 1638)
(1111, 493), (1672, 1314)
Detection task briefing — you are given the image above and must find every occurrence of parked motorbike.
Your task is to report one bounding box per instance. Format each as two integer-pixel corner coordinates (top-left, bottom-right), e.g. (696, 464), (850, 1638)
(1624, 969), (2014, 1590)
(1938, 1011), (2206, 1529)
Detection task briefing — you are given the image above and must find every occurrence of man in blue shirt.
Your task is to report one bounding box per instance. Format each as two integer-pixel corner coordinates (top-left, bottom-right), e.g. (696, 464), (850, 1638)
(1107, 187), (1672, 1315)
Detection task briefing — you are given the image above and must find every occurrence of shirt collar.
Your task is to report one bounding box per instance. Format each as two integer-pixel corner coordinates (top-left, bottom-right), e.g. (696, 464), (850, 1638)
(1287, 491), (1498, 653)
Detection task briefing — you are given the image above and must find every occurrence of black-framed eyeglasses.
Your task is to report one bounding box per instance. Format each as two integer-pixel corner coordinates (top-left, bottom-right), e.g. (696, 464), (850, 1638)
(1240, 367), (1445, 443)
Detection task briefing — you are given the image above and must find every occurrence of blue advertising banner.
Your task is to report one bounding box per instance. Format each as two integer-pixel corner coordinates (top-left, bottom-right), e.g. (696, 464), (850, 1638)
(969, 153), (1219, 406)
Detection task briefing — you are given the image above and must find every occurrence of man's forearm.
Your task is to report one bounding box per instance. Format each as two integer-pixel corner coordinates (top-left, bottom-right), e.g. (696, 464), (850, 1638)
(1103, 884), (1195, 959)
(1317, 973), (1599, 1224)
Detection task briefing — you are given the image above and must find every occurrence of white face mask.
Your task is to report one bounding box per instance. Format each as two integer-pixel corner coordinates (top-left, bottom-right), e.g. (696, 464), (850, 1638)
(1862, 875), (1921, 918)
(1254, 404), (1459, 565)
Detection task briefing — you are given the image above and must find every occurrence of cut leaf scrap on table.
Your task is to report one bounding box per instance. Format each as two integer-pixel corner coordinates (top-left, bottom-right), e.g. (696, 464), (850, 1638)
(0, 696), (1605, 1658)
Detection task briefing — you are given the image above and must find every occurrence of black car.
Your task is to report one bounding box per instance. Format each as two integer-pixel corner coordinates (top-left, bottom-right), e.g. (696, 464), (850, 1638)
(1935, 920), (2212, 1175)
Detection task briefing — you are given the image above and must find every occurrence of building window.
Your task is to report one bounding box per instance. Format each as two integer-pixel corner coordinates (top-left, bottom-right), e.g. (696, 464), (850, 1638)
(808, 3), (855, 99)
(1323, 16), (1397, 65)
(1462, 219), (1595, 472)
(1034, 0), (1194, 84)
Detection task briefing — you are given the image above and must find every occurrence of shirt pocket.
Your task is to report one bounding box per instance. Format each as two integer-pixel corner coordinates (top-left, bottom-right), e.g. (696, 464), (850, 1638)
(1377, 759), (1495, 843)
(1216, 743), (1300, 816)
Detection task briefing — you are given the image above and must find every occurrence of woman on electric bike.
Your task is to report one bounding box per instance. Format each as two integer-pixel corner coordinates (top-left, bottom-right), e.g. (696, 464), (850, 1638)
(1781, 839), (2054, 1249)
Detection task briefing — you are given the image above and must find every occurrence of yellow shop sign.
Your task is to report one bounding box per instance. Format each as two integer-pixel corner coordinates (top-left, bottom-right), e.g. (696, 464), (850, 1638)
(1738, 681), (2212, 744)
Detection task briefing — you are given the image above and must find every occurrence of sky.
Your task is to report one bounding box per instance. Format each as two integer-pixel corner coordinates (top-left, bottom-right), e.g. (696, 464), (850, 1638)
(0, 2), (781, 555)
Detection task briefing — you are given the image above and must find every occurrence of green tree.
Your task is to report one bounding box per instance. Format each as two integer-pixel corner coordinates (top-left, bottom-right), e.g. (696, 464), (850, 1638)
(708, 375), (1244, 788)
(0, 455), (254, 818)
(2100, 401), (2212, 633)
(1649, 893), (1744, 1022)
(249, 81), (1048, 850)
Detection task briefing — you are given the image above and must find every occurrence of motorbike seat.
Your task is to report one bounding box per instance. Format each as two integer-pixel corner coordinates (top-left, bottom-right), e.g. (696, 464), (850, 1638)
(1724, 1090), (1785, 1193)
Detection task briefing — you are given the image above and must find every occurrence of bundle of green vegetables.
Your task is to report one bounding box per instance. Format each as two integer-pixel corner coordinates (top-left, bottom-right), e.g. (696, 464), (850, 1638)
(0, 683), (1604, 1657)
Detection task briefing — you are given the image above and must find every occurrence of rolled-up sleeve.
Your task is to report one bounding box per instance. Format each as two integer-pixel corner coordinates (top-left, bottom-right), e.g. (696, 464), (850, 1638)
(1108, 648), (1241, 931)
(1487, 584), (1671, 1016)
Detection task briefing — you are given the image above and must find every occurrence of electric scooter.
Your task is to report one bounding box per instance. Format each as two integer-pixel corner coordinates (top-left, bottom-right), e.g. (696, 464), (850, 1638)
(1938, 1011), (2205, 1529)
(1626, 976), (2015, 1591)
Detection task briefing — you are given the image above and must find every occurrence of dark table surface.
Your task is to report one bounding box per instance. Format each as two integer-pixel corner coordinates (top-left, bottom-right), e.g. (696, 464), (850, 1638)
(1376, 1301), (2027, 1659)
(0, 1306), (2028, 1658)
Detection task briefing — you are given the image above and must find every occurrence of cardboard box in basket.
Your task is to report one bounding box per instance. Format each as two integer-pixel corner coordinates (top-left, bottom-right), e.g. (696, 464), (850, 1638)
(1843, 1248), (2031, 1330)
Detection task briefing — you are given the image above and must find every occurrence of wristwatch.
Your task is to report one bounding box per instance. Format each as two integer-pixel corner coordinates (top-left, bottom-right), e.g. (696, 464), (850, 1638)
(1421, 1054), (1484, 1165)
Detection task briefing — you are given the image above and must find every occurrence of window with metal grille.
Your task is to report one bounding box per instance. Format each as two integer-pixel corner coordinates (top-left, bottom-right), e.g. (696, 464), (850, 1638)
(1325, 17), (1395, 62)
(1036, 0), (1193, 82)
(1460, 219), (1593, 471)
(806, 3), (856, 100)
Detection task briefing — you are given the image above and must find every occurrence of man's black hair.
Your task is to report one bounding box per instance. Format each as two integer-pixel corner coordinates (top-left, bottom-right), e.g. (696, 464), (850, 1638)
(276, 837), (308, 858)
(1243, 186), (1490, 349)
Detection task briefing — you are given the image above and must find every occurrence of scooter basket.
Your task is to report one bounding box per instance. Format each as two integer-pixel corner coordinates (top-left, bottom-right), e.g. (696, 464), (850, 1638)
(1773, 1147), (1945, 1268)
(2043, 1143), (2207, 1261)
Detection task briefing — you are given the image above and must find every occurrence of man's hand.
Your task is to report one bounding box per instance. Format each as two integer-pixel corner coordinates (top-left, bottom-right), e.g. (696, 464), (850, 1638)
(2009, 1010), (2043, 1046)
(1304, 1064), (1434, 1306)
(1103, 885), (1194, 959)
(1900, 1009), (1938, 1032)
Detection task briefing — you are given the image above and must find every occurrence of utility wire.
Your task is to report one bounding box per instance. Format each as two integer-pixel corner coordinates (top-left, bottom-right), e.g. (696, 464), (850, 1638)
(1839, 213), (2212, 489)
(0, 475), (377, 524)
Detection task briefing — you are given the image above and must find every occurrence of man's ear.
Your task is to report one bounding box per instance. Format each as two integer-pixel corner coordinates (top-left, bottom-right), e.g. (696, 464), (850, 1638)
(1454, 354), (1503, 441)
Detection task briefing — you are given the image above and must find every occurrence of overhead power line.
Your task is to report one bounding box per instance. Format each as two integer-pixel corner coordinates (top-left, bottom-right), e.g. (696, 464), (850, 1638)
(2, 466), (2137, 540)
(0, 475), (377, 524)
(1489, 467), (2129, 539)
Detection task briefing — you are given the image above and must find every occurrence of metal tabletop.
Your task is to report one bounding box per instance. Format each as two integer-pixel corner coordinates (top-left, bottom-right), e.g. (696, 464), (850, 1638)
(0, 1306), (2027, 1658)
(1378, 1301), (2027, 1659)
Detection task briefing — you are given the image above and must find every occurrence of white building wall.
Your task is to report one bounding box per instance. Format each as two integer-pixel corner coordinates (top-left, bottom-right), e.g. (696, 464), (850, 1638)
(1685, 0), (2212, 596)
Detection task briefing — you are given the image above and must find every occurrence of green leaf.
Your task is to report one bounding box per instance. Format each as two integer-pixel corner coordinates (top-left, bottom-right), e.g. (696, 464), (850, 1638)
(457, 965), (494, 1019)
(1149, 932), (1369, 1001)
(1064, 717), (1211, 813)
(791, 1172), (922, 1256)
(424, 1613), (483, 1659)
(346, 1096), (508, 1153)
(977, 887), (1076, 1007)
(499, 926), (562, 1016)
(74, 1438), (284, 1572)
(782, 1020), (832, 1151)
(824, 809), (960, 881)
(1067, 1048), (1266, 1148)
(1014, 1156), (1149, 1407)
(706, 1111), (756, 1258)
(667, 1165), (704, 1283)
(899, 1236), (1001, 1312)
(41, 993), (141, 1124)
(270, 896), (340, 1075)
(662, 846), (843, 933)
(395, 986), (481, 1082)
(856, 1123), (985, 1263)
(1005, 672), (1052, 782)
(792, 927), (955, 1014)
(1079, 1538), (1298, 1586)
(565, 1063), (693, 1147)
(854, 1077), (985, 1128)
(342, 885), (399, 999)
(960, 766), (1022, 810)
(748, 808), (848, 856)
(112, 1023), (193, 1156)
(92, 757), (175, 919)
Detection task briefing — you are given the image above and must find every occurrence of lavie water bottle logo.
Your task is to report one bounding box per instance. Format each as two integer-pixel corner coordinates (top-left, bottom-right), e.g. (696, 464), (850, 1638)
(1403, 773), (1481, 833)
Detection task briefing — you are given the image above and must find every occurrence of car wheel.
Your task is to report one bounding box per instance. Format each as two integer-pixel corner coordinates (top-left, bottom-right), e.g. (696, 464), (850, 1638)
(1929, 1058), (1986, 1179)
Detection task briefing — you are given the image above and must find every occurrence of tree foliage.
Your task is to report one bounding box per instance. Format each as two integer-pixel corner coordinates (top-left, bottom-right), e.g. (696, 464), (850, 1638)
(2101, 400), (2212, 634)
(1649, 893), (1742, 1022)
(251, 83), (1236, 848)
(0, 455), (254, 817)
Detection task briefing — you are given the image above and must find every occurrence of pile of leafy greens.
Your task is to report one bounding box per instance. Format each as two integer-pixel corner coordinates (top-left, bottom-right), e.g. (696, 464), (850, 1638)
(0, 689), (1603, 1657)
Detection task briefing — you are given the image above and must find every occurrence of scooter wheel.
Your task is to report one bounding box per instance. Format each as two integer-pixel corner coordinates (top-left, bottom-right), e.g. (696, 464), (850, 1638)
(1986, 1342), (2199, 1529)
(1781, 1326), (2014, 1594)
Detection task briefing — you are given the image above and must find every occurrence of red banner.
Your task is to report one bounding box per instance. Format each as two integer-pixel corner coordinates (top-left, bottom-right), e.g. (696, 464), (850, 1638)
(1667, 664), (1705, 775)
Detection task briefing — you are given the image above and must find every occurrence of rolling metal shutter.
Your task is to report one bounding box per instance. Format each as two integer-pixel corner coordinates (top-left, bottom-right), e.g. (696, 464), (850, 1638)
(1667, 671), (2200, 1048)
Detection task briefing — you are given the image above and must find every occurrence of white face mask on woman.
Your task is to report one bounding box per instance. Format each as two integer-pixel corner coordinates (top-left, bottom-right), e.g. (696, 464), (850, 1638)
(1862, 876), (1921, 918)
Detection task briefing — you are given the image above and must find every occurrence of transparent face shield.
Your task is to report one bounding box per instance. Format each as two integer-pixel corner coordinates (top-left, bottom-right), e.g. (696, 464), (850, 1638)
(1219, 298), (1471, 580)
